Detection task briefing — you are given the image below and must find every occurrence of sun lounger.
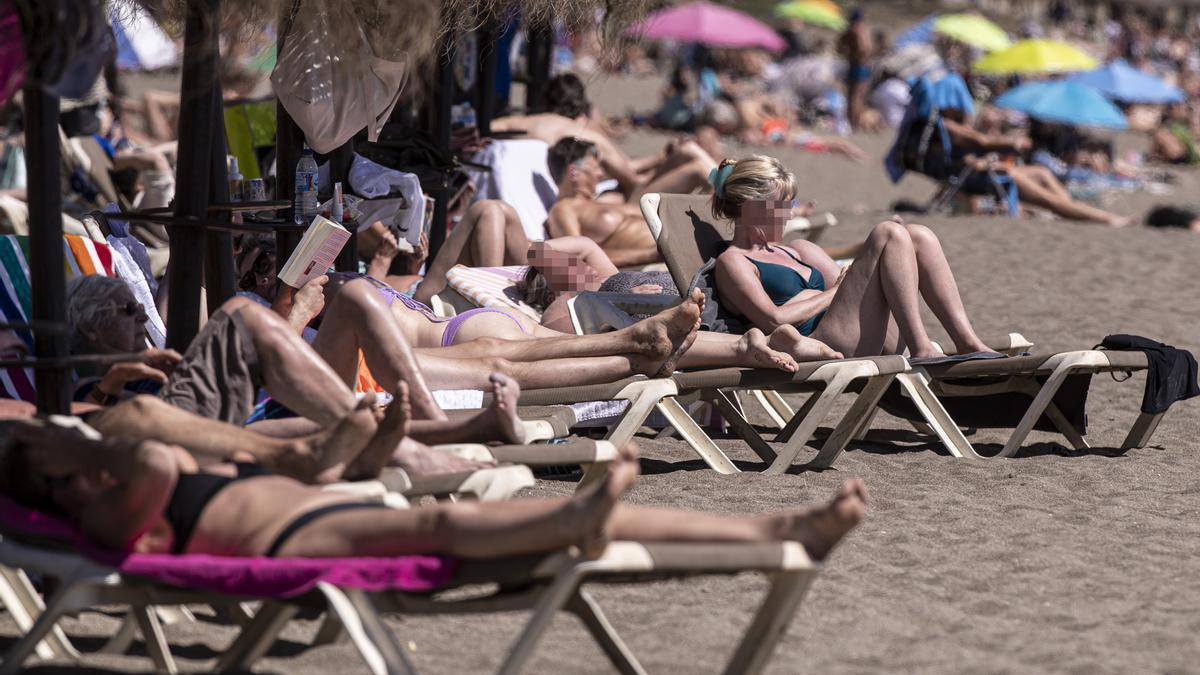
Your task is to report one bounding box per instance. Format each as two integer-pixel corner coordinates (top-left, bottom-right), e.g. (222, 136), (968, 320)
(879, 349), (1169, 459)
(0, 495), (820, 675)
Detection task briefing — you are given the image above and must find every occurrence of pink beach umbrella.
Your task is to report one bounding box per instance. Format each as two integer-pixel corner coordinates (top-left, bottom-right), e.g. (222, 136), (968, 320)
(626, 1), (787, 52)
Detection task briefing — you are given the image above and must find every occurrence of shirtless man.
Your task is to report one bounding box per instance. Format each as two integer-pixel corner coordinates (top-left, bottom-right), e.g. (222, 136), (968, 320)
(491, 73), (716, 199)
(546, 137), (671, 268)
(837, 8), (874, 131)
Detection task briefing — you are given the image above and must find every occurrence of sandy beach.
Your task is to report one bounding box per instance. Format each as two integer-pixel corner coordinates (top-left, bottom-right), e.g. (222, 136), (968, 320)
(7, 72), (1200, 674)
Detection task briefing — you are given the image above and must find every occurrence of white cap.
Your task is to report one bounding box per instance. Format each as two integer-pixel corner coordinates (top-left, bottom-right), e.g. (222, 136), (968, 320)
(228, 156), (240, 176)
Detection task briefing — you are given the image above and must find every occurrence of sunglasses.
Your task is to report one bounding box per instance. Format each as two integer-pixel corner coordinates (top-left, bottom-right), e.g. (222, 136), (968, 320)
(104, 300), (144, 317)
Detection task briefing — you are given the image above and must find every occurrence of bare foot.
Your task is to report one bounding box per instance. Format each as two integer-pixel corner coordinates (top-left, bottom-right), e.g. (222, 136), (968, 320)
(767, 479), (867, 561)
(1108, 215), (1133, 228)
(737, 328), (798, 372)
(629, 289), (703, 377)
(768, 325), (843, 362)
(487, 372), (526, 444)
(308, 393), (379, 484)
(344, 385), (413, 481)
(392, 436), (494, 476)
(564, 442), (641, 558)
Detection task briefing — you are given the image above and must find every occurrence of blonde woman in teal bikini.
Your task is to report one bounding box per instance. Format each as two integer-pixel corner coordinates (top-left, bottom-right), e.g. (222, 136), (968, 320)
(711, 156), (1000, 363)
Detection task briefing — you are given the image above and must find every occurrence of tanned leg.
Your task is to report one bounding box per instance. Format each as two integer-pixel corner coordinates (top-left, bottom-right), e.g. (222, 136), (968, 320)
(413, 200), (530, 304)
(902, 224), (991, 354)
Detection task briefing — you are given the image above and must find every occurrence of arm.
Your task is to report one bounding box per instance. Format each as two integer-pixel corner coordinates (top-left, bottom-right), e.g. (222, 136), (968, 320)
(544, 236), (620, 278)
(942, 118), (1029, 154)
(272, 276), (328, 335)
(587, 132), (642, 197)
(713, 254), (836, 332)
(546, 202), (584, 239)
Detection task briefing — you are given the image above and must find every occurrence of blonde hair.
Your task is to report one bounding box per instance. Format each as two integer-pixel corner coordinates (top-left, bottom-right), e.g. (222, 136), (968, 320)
(710, 156), (797, 220)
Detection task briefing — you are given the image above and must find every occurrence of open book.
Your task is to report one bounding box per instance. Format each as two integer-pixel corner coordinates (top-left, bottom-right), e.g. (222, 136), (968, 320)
(278, 214), (351, 288)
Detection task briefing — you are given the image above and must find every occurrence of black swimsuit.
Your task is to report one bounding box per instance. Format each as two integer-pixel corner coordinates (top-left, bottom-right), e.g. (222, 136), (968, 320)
(164, 464), (391, 556)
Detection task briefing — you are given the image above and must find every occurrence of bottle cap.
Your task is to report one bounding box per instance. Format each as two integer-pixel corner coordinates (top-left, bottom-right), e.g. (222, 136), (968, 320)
(229, 157), (240, 175)
(302, 144), (313, 156)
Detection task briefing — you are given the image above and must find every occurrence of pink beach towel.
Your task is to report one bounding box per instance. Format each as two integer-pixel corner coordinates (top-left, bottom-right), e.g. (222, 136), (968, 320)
(0, 494), (457, 597)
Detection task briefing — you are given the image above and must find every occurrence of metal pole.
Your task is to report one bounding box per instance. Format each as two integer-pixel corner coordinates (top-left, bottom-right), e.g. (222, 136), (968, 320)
(330, 141), (358, 272)
(426, 31), (457, 264)
(206, 87), (236, 310)
(476, 18), (499, 136)
(166, 0), (221, 350)
(23, 85), (69, 415)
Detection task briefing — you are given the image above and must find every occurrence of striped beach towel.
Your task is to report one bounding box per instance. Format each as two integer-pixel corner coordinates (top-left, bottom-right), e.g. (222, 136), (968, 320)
(0, 234), (117, 402)
(444, 264), (542, 323)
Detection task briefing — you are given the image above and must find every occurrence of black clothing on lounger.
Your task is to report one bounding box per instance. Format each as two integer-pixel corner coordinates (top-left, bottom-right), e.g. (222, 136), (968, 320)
(1099, 334), (1199, 415)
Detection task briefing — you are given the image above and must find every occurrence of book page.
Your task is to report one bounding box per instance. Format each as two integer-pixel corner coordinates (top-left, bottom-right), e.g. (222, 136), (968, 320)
(279, 215), (351, 287)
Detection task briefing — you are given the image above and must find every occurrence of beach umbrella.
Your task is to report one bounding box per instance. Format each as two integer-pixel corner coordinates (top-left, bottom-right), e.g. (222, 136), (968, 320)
(775, 0), (847, 31)
(894, 14), (937, 49)
(1069, 59), (1184, 104)
(933, 14), (1011, 52)
(111, 4), (178, 70)
(627, 0), (787, 51)
(994, 80), (1127, 129)
(973, 39), (1098, 75)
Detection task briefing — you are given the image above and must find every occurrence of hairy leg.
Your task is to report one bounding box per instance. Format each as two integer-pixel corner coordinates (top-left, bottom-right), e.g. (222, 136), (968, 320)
(903, 224), (990, 354)
(811, 221), (937, 358)
(275, 445), (864, 561)
(312, 278), (447, 420)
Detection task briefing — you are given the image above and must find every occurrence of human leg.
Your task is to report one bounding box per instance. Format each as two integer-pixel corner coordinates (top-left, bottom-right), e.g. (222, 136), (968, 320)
(311, 278), (446, 420)
(902, 223), (991, 354)
(413, 200), (530, 304)
(274, 445), (865, 561)
(810, 221), (938, 357)
(1008, 167), (1129, 226)
(674, 328), (840, 371)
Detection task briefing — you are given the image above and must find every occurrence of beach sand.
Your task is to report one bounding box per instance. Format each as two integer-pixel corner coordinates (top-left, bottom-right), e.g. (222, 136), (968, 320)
(7, 73), (1200, 673)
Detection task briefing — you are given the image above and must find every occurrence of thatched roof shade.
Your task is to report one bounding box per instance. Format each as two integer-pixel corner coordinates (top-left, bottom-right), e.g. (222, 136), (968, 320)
(117, 0), (652, 69)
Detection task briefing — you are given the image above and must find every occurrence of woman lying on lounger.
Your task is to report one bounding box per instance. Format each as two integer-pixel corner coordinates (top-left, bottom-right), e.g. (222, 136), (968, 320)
(710, 156), (998, 362)
(0, 419), (865, 562)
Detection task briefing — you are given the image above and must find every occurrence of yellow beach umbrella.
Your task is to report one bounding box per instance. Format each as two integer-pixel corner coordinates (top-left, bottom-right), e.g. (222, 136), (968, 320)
(973, 38), (1098, 75)
(933, 14), (1011, 52)
(775, 0), (846, 30)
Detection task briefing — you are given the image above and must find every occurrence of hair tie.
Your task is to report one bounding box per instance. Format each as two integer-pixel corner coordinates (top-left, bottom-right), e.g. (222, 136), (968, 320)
(708, 162), (735, 198)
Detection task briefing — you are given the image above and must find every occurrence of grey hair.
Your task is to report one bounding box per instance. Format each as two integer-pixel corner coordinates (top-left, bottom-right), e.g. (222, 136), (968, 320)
(66, 275), (130, 354)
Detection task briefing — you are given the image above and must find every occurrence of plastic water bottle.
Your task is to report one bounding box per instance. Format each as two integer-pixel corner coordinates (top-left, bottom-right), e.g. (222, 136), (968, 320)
(293, 145), (319, 225)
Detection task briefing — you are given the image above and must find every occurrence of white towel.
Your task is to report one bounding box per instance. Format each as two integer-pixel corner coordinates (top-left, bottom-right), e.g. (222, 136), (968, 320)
(466, 139), (557, 242)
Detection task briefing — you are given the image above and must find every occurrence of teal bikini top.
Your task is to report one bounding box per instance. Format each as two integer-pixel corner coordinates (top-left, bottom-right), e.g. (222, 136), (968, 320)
(746, 247), (825, 306)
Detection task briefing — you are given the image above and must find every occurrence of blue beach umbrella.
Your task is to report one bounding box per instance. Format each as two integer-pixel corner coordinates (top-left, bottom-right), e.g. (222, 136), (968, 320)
(994, 80), (1127, 129)
(1069, 59), (1184, 104)
(895, 14), (938, 49)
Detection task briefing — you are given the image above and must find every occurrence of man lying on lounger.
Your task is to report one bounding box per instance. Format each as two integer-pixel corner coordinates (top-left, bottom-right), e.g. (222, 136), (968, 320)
(490, 73), (717, 201)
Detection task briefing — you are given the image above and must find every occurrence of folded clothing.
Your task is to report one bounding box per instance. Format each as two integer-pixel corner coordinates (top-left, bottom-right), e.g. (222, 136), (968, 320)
(1099, 334), (1199, 415)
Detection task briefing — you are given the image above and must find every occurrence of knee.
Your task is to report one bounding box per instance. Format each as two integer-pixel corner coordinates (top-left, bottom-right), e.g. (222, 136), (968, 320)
(219, 295), (257, 315)
(470, 336), (505, 351)
(482, 356), (514, 377)
(110, 394), (167, 423)
(469, 199), (506, 223)
(872, 220), (911, 246)
(903, 223), (938, 249)
(332, 278), (381, 315)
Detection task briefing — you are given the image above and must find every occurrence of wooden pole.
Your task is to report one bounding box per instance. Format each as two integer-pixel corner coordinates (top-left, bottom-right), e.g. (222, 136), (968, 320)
(275, 5), (305, 268)
(476, 18), (499, 136)
(426, 31), (457, 264)
(166, 0), (221, 350)
(330, 141), (358, 272)
(23, 85), (69, 414)
(206, 87), (236, 310)
(525, 19), (553, 113)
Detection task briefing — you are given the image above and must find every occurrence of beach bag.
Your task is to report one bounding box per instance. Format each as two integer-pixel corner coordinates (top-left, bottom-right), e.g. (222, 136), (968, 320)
(896, 108), (953, 180)
(272, 0), (408, 154)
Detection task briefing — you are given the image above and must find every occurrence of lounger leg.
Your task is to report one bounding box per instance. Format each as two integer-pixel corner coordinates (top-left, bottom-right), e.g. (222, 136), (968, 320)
(775, 393), (819, 443)
(768, 372), (859, 474)
(318, 584), (416, 675)
(567, 590), (647, 675)
(802, 375), (895, 470)
(851, 407), (880, 442)
(755, 390), (795, 429)
(711, 390), (776, 466)
(998, 361), (1082, 459)
(0, 579), (110, 675)
(1122, 412), (1164, 450)
(602, 381), (678, 448)
(215, 600), (299, 672)
(895, 372), (979, 459)
(132, 605), (178, 674)
(498, 568), (587, 675)
(722, 570), (816, 675)
(312, 611), (347, 646)
(658, 395), (739, 473)
(98, 610), (138, 655)
(1045, 402), (1089, 451)
(0, 566), (78, 660)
